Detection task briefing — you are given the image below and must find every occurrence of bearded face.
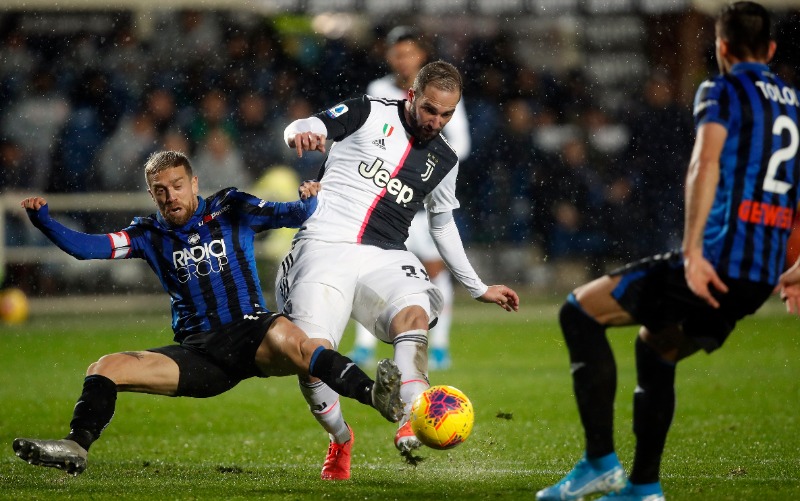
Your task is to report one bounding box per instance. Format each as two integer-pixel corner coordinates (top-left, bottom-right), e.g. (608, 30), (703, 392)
(148, 165), (199, 227)
(406, 85), (460, 143)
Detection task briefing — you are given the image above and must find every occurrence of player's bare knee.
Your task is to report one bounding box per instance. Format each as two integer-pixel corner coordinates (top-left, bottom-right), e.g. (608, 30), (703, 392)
(86, 352), (131, 380)
(389, 305), (429, 336)
(639, 326), (696, 363)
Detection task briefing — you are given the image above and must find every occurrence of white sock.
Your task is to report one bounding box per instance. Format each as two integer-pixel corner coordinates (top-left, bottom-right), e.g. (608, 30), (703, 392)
(354, 322), (378, 350)
(429, 272), (453, 350)
(299, 379), (350, 443)
(393, 329), (429, 420)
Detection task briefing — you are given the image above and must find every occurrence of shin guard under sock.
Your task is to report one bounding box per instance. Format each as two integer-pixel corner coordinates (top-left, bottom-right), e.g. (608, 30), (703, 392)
(630, 337), (676, 484)
(66, 374), (117, 451)
(560, 296), (616, 458)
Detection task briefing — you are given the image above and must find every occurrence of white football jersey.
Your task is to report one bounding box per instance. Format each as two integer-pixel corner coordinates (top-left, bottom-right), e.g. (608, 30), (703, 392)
(295, 95), (460, 250)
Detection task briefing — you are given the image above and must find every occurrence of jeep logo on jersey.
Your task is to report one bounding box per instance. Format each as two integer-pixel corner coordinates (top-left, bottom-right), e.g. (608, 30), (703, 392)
(358, 158), (414, 205)
(173, 238), (228, 283)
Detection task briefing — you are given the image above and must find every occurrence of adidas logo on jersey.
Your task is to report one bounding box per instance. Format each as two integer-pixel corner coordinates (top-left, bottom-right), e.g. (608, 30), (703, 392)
(372, 138), (386, 150)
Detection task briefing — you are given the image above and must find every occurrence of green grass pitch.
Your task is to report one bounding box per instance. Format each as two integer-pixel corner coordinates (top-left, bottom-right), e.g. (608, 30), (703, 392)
(0, 296), (798, 500)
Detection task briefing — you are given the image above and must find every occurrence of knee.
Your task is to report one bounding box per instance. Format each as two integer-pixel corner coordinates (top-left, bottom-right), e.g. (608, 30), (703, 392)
(298, 336), (330, 362)
(637, 326), (694, 363)
(389, 305), (429, 335)
(86, 353), (121, 379)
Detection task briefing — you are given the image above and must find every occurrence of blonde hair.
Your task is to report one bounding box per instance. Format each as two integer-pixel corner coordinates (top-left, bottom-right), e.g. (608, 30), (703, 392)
(144, 150), (193, 185)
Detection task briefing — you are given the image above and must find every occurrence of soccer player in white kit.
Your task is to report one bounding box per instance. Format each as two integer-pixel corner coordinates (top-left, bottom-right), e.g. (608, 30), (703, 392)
(278, 61), (519, 480)
(350, 26), (473, 371)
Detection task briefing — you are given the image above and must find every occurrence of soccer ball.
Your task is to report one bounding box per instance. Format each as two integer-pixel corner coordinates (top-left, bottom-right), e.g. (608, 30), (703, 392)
(0, 287), (29, 325)
(409, 385), (474, 450)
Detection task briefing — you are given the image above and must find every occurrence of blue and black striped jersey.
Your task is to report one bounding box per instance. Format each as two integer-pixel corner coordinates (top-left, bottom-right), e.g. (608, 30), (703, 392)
(693, 62), (800, 285)
(116, 188), (314, 341)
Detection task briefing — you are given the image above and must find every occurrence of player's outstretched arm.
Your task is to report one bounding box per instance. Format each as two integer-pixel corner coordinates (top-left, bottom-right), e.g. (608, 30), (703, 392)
(476, 285), (519, 312)
(21, 196), (115, 260)
(778, 259), (800, 316)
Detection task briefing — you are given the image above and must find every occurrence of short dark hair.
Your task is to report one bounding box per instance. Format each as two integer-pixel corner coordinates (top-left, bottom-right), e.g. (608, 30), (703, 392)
(716, 1), (771, 60)
(144, 150), (193, 185)
(412, 60), (462, 97)
(385, 25), (433, 59)
(386, 25), (418, 46)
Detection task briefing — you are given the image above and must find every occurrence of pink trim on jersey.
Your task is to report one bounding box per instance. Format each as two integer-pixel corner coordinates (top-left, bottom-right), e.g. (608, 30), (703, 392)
(356, 136), (415, 243)
(402, 379), (428, 386)
(107, 231), (131, 259)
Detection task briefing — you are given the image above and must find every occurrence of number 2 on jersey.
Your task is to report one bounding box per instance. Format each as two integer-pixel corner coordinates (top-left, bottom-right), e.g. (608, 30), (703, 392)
(763, 115), (799, 195)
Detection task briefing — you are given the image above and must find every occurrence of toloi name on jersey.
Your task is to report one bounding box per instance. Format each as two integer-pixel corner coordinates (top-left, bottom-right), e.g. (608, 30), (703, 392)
(359, 158), (414, 204)
(173, 239), (229, 283)
(754, 81), (800, 106)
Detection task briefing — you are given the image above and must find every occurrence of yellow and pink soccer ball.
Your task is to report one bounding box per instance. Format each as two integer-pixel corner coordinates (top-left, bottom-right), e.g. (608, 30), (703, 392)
(409, 385), (474, 450)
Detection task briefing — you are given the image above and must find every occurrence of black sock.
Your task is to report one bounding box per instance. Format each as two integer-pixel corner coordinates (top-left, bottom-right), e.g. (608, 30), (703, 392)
(560, 297), (617, 458)
(65, 374), (117, 451)
(630, 337), (676, 484)
(308, 348), (373, 406)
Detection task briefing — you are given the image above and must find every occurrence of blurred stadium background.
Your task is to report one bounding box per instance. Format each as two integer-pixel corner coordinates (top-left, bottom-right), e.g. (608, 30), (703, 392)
(0, 0), (798, 316)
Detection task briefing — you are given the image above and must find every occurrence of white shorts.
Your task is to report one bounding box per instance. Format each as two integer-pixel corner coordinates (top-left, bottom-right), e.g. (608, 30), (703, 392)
(405, 211), (441, 262)
(275, 239), (443, 348)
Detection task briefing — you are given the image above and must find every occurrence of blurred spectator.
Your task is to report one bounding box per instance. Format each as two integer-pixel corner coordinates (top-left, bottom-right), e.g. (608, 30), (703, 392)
(464, 98), (553, 244)
(547, 138), (607, 267)
(624, 70), (693, 253)
(0, 138), (36, 191)
(142, 87), (178, 135)
(186, 88), (238, 150)
(248, 23), (291, 93)
(236, 91), (273, 173)
(101, 23), (151, 112)
(152, 10), (223, 72)
(0, 27), (39, 100)
(49, 69), (119, 192)
(504, 99), (557, 245)
(94, 105), (157, 191)
(159, 129), (191, 154)
(56, 31), (102, 91)
(599, 174), (645, 264)
(192, 126), (250, 194)
(1, 67), (70, 190)
(0, 138), (38, 247)
(557, 68), (594, 124)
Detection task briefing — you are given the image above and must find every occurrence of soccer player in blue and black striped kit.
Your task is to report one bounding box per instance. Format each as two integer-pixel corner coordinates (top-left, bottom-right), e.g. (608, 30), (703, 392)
(12, 150), (404, 476)
(538, 3), (800, 501)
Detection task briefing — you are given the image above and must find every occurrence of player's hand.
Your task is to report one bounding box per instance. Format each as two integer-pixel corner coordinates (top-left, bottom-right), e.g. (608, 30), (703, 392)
(298, 181), (322, 200)
(777, 260), (800, 316)
(20, 196), (47, 211)
(683, 252), (728, 308)
(477, 285), (519, 312)
(289, 132), (327, 158)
